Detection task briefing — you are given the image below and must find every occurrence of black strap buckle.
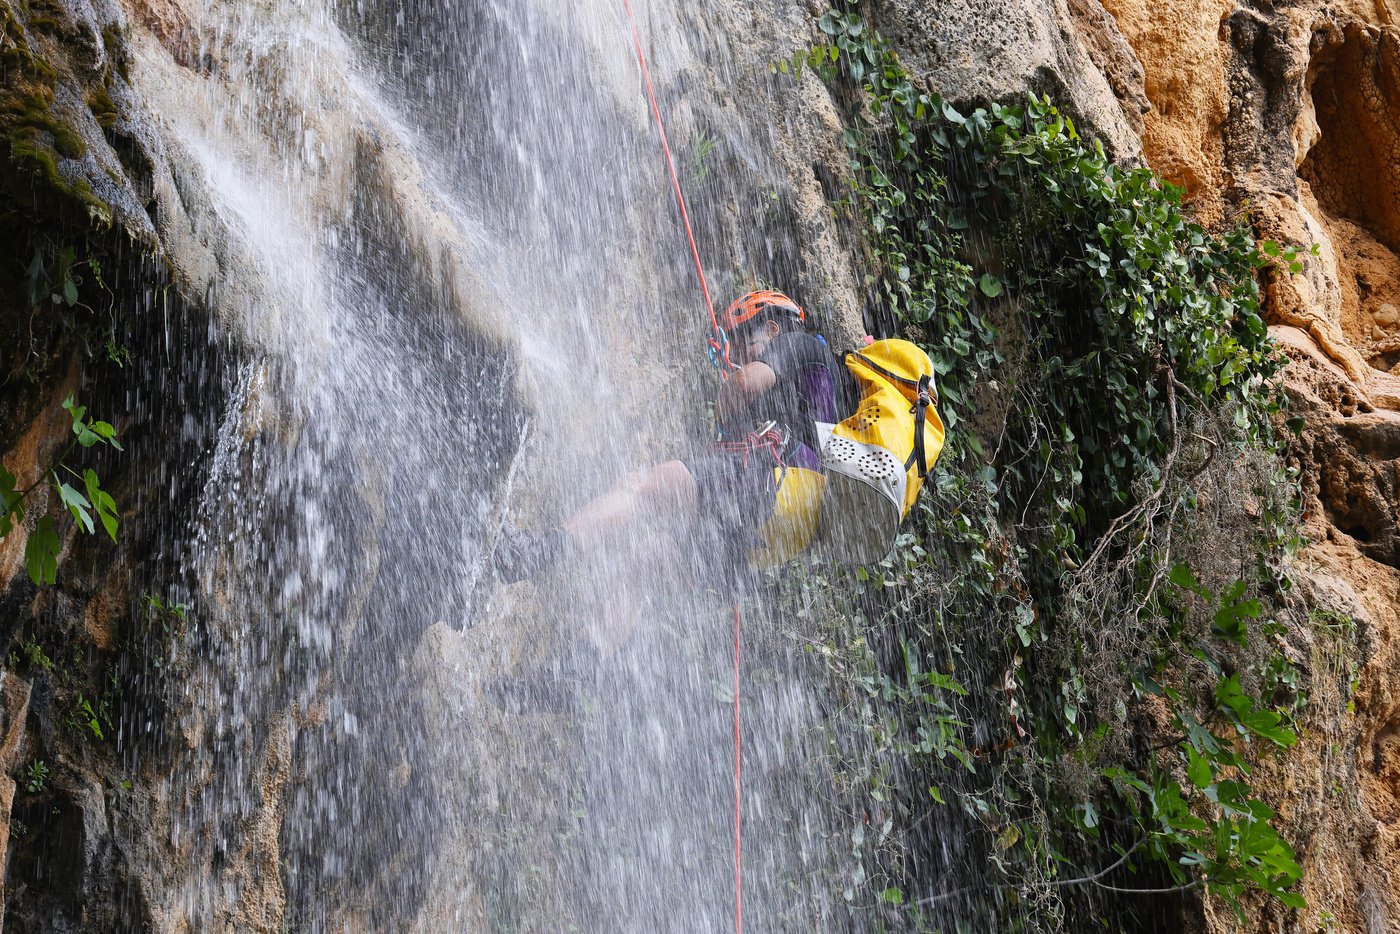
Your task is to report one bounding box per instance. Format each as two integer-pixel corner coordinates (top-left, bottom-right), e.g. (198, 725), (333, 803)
(905, 373), (933, 479)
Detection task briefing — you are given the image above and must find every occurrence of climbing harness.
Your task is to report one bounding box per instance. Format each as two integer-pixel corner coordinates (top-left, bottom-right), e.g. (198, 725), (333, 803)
(713, 422), (788, 470)
(711, 424), (829, 569)
(619, 1), (744, 929)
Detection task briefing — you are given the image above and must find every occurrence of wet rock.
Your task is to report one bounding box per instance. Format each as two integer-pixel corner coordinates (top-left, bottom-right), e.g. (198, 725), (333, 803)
(875, 0), (1147, 160)
(0, 673), (32, 932)
(0, 0), (158, 240)
(1109, 0), (1400, 914)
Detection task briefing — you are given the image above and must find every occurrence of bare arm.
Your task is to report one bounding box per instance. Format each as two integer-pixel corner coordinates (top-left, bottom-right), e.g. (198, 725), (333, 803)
(714, 360), (776, 423)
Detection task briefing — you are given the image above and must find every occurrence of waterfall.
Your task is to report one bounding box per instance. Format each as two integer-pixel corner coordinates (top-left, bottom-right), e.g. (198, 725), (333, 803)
(125, 0), (866, 928)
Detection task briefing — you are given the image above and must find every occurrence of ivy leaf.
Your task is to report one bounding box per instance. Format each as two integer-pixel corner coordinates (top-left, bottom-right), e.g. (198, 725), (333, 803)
(1212, 580), (1261, 646)
(61, 393), (84, 421)
(56, 477), (93, 534)
(90, 421), (122, 451)
(977, 273), (1004, 298)
(25, 251), (46, 306)
(25, 516), (60, 585)
(62, 396), (101, 448)
(84, 469), (118, 542)
(1168, 563), (1210, 599)
(1185, 745), (1212, 788)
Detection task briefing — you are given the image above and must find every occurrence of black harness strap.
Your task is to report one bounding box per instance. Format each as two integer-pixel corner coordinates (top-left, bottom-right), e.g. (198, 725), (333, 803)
(906, 373), (933, 479)
(845, 351), (936, 398)
(845, 352), (936, 478)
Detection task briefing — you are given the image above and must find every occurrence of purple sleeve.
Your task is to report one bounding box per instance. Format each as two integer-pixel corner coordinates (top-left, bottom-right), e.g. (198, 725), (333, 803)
(799, 366), (839, 424)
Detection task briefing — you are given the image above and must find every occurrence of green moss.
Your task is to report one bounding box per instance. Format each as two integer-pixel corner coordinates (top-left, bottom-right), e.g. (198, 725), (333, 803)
(100, 27), (129, 82)
(85, 85), (117, 130)
(8, 130), (65, 190)
(0, 0), (114, 226)
(47, 120), (83, 157)
(68, 177), (110, 226)
(19, 113), (85, 159)
(7, 130), (112, 224)
(0, 4), (54, 79)
(23, 0), (72, 36)
(7, 91), (86, 159)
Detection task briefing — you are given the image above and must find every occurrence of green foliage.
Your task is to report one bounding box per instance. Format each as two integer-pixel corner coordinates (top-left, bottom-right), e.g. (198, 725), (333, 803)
(23, 516), (59, 585)
(793, 4), (1309, 925)
(0, 393), (122, 585)
(686, 131), (718, 184)
(71, 694), (105, 741)
(143, 593), (189, 623)
(22, 759), (49, 794)
(1107, 576), (1304, 915)
(769, 41), (839, 79)
(15, 637), (53, 673)
(23, 246), (93, 310)
(141, 593), (189, 674)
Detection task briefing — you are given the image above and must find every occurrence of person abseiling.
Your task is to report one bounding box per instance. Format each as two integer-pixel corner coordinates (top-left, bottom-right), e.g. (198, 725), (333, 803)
(493, 289), (848, 587)
(492, 288), (947, 585)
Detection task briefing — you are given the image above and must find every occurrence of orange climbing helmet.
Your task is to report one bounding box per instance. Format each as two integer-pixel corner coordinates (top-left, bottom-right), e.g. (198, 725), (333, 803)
(721, 289), (806, 332)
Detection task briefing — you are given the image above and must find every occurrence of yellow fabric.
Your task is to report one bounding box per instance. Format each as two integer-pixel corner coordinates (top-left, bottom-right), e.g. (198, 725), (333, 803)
(748, 467), (827, 569)
(747, 338), (946, 569)
(834, 339), (946, 518)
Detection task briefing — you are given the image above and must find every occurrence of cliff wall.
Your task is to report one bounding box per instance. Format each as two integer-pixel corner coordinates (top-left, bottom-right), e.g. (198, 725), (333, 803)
(1098, 0), (1400, 928)
(0, 0), (1394, 929)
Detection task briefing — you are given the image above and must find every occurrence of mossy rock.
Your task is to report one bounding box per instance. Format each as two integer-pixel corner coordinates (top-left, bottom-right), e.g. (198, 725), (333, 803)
(0, 2), (114, 226)
(85, 85), (116, 129)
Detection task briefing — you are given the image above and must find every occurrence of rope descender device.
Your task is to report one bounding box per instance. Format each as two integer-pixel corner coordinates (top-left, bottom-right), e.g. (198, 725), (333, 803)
(708, 326), (735, 374)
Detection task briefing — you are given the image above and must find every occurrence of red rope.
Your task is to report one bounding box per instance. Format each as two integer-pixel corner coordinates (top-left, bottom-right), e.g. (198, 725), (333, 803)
(619, 3), (742, 929)
(732, 598), (743, 934)
(620, 0), (735, 372)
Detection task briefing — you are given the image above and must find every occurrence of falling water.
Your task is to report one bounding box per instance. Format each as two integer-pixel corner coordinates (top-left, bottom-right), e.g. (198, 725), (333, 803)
(117, 0), (891, 929)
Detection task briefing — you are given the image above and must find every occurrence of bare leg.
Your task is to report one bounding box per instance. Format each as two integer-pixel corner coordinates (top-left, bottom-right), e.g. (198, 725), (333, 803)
(562, 459), (698, 547)
(560, 459), (699, 654)
(495, 460), (699, 586)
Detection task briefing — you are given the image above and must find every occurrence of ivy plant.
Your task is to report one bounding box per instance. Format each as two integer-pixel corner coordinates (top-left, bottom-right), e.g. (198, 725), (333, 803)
(1, 393), (122, 585)
(789, 4), (1309, 926)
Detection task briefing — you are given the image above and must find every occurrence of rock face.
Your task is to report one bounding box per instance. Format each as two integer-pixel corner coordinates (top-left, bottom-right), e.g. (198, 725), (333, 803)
(2, 0), (1397, 930)
(0, 673), (33, 932)
(1096, 0), (1400, 927)
(877, 0), (1150, 158)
